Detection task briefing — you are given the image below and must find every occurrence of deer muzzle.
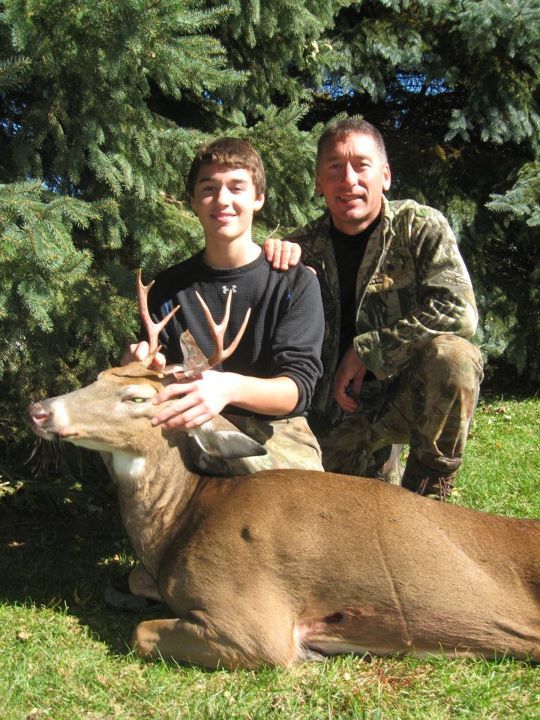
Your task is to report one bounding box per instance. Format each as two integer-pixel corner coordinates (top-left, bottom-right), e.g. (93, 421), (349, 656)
(27, 400), (78, 440)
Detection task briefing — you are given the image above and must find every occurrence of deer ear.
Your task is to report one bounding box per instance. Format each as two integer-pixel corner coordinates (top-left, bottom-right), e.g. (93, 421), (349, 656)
(189, 420), (267, 459)
(107, 364), (164, 379)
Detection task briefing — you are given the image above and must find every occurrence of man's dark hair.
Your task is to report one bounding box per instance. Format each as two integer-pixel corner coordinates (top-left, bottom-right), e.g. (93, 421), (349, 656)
(187, 137), (266, 196)
(316, 118), (388, 166)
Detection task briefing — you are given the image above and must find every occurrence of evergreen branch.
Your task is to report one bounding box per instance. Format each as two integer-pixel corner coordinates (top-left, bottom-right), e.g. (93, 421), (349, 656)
(0, 55), (32, 91)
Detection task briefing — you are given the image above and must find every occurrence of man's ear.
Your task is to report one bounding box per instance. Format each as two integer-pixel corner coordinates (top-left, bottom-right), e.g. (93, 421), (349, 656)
(315, 174), (323, 196)
(382, 164), (391, 192)
(254, 193), (265, 212)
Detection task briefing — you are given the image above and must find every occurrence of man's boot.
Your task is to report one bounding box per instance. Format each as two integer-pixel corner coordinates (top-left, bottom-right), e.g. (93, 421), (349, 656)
(414, 475), (455, 501)
(401, 455), (456, 501)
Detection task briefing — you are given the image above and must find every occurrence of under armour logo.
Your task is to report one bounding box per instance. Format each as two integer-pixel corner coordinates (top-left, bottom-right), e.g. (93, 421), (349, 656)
(222, 284), (237, 294)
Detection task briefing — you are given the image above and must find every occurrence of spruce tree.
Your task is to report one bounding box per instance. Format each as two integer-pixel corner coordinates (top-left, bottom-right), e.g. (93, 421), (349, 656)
(1, 1), (234, 409)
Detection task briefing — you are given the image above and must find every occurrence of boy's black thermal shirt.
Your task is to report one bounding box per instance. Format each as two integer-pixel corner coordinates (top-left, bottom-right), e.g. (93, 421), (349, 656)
(147, 250), (324, 417)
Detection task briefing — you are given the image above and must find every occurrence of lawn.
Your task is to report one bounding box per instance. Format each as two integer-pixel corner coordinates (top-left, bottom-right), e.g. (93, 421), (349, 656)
(0, 397), (538, 720)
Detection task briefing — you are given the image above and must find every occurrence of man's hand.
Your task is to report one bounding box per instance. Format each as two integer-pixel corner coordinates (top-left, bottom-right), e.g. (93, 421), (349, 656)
(334, 346), (367, 413)
(151, 370), (230, 430)
(263, 238), (302, 270)
(121, 341), (166, 370)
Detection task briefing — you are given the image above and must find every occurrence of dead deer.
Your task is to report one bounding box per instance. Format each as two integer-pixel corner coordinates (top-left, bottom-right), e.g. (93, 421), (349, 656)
(28, 273), (540, 668)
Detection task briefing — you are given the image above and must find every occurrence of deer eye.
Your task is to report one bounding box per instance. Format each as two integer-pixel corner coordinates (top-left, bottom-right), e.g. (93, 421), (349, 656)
(123, 385), (157, 403)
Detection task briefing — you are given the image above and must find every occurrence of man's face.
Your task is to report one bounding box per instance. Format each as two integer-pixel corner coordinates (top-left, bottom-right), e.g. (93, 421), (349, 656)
(190, 163), (264, 244)
(316, 132), (391, 235)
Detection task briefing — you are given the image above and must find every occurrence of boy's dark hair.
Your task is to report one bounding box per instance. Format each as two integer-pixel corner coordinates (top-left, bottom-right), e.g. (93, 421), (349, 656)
(187, 137), (266, 196)
(316, 118), (388, 166)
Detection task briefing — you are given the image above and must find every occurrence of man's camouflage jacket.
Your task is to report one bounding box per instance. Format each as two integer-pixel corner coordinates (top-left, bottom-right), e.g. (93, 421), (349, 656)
(286, 197), (479, 417)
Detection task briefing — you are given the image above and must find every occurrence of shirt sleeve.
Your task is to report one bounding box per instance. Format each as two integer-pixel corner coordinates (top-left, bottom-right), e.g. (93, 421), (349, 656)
(271, 266), (325, 414)
(354, 208), (478, 379)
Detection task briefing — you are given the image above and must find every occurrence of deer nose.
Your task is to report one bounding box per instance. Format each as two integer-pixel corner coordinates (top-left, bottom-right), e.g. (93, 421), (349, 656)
(28, 402), (49, 425)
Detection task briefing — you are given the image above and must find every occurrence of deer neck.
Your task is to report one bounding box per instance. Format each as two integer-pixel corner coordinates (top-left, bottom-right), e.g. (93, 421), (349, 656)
(102, 433), (200, 578)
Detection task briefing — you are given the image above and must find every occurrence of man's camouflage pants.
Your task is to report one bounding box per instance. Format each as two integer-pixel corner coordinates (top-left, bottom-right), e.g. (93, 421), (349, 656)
(192, 414), (324, 476)
(310, 335), (483, 485)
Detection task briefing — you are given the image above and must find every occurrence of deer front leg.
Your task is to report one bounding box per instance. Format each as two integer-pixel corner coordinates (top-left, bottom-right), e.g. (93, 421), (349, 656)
(132, 615), (300, 670)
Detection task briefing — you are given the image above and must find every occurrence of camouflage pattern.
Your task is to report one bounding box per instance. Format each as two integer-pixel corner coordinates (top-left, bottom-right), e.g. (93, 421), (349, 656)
(287, 197), (479, 417)
(311, 335), (483, 480)
(192, 414), (324, 476)
(286, 198), (483, 483)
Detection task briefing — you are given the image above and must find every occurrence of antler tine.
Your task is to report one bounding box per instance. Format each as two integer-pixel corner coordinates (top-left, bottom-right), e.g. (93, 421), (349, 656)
(137, 270), (179, 365)
(195, 289), (251, 369)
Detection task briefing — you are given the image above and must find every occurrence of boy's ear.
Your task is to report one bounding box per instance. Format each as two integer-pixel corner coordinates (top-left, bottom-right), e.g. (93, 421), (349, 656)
(254, 193), (265, 212)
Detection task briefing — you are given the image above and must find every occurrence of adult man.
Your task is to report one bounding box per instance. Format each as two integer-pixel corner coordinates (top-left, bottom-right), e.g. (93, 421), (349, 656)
(124, 137), (325, 476)
(268, 118), (483, 500)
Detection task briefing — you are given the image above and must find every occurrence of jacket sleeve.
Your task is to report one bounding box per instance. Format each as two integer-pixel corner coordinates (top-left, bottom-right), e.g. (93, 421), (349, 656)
(354, 207), (478, 379)
(271, 266), (325, 414)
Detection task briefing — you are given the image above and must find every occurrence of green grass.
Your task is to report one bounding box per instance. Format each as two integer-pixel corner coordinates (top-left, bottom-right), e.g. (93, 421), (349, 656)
(1, 397), (538, 720)
(458, 397), (540, 518)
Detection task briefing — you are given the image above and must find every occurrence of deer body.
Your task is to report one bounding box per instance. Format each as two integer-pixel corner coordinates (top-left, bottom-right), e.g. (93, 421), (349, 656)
(155, 471), (539, 667)
(29, 363), (540, 668)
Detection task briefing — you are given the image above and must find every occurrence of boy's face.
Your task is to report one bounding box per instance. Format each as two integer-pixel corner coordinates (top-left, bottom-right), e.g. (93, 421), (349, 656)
(190, 163), (264, 244)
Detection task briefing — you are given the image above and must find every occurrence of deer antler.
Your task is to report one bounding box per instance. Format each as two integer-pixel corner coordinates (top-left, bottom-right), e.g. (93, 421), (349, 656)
(137, 270), (180, 367)
(137, 271), (251, 374)
(195, 290), (251, 369)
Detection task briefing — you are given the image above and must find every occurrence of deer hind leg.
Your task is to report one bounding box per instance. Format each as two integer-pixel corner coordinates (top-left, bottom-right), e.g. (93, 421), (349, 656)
(132, 617), (300, 670)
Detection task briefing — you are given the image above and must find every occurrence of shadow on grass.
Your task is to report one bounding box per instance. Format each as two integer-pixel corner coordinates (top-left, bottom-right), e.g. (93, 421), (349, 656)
(0, 498), (165, 655)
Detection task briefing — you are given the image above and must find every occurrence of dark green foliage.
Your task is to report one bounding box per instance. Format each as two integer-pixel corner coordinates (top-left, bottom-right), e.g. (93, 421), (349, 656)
(0, 0), (239, 488)
(1, 0), (539, 495)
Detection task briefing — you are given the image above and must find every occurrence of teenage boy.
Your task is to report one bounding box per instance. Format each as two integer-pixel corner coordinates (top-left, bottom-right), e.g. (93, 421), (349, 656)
(124, 137), (325, 475)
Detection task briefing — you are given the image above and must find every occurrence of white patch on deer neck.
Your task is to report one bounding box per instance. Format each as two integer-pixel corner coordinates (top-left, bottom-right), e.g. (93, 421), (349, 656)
(111, 451), (146, 482)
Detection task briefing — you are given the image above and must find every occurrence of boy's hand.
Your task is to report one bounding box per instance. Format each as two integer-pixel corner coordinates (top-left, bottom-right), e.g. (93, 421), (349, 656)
(121, 341), (166, 370)
(264, 238), (302, 270)
(151, 370), (230, 430)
